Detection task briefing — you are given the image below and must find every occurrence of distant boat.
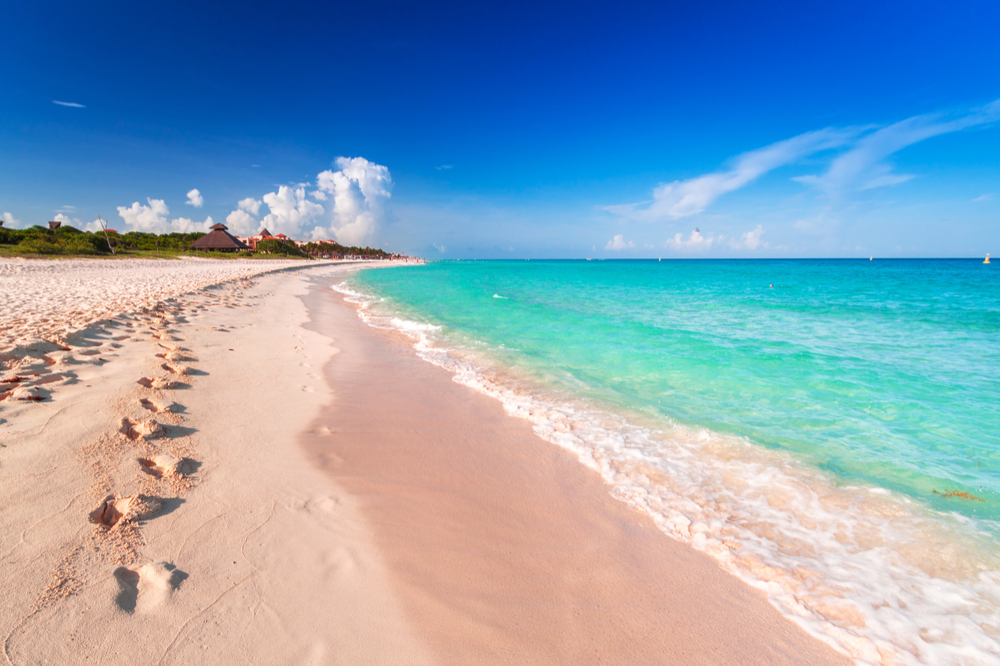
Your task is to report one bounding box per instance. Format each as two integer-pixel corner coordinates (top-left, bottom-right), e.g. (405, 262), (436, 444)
(986, 254), (991, 264)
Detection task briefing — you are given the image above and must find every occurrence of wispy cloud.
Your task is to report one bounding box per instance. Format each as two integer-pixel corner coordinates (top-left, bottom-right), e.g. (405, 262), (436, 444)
(608, 128), (858, 220)
(435, 164), (453, 170)
(795, 100), (1000, 197)
(609, 99), (1000, 221)
(52, 100), (85, 108)
(972, 193), (994, 202)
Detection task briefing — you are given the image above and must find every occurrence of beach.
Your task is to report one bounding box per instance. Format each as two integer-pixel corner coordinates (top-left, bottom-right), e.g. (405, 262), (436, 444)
(0, 257), (846, 664)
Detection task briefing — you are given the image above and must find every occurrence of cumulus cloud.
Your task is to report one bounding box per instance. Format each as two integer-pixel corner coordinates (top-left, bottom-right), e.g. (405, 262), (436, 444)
(314, 156), (394, 246)
(605, 234), (635, 250)
(662, 226), (767, 253)
(118, 198), (170, 232)
(222, 197), (266, 235)
(238, 197), (262, 215)
(732, 224), (766, 250)
(52, 100), (85, 108)
(225, 209), (258, 235)
(219, 156), (393, 244)
(608, 98), (1000, 221)
(260, 186), (325, 237)
(170, 216), (215, 233)
(2, 212), (21, 227)
(665, 229), (714, 251)
(186, 189), (204, 208)
(117, 197), (214, 233)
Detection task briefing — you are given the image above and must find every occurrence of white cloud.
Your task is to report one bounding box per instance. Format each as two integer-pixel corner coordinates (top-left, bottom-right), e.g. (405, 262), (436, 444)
(118, 198), (170, 232)
(972, 193), (994, 202)
(117, 197), (215, 233)
(731, 224), (766, 250)
(52, 100), (85, 108)
(223, 197), (266, 235)
(53, 213), (73, 225)
(216, 156), (393, 244)
(435, 164), (453, 170)
(225, 209), (258, 235)
(795, 100), (1000, 196)
(665, 229), (714, 251)
(608, 128), (858, 221)
(432, 243), (447, 253)
(238, 197), (262, 215)
(605, 234), (635, 250)
(608, 98), (1000, 221)
(314, 156), (394, 246)
(260, 186), (325, 238)
(186, 188), (204, 208)
(170, 216), (214, 233)
(2, 212), (21, 227)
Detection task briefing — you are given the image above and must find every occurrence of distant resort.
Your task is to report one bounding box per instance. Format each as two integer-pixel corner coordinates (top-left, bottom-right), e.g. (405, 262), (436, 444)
(0, 218), (417, 261)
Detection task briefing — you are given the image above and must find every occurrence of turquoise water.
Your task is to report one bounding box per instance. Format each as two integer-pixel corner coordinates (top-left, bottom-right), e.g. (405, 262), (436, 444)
(344, 259), (1000, 663)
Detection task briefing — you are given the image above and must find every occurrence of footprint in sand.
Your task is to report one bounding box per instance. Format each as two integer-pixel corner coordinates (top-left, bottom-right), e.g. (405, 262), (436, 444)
(2, 386), (48, 402)
(113, 562), (188, 613)
(160, 363), (190, 376)
(155, 350), (196, 363)
(138, 397), (172, 414)
(119, 417), (166, 440)
(137, 376), (178, 390)
(137, 454), (194, 479)
(89, 494), (162, 528)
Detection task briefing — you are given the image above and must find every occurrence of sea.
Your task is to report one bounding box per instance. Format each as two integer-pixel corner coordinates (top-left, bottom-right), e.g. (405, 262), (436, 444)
(335, 258), (1000, 665)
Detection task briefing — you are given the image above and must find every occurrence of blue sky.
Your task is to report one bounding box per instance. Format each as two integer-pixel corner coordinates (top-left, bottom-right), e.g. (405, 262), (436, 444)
(2, 0), (998, 257)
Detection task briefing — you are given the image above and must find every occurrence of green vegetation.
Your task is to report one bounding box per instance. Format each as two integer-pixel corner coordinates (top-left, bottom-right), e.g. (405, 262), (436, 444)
(254, 238), (309, 258)
(299, 240), (395, 259)
(0, 225), (111, 256)
(0, 224), (403, 261)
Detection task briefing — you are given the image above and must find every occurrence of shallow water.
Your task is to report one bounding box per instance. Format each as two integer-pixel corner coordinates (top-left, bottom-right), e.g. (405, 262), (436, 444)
(342, 259), (1000, 664)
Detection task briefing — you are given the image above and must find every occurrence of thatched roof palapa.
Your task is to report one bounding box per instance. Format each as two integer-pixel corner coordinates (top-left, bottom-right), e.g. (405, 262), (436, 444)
(189, 223), (250, 251)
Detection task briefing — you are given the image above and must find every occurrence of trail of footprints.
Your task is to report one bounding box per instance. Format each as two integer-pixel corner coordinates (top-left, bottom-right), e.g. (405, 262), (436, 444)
(21, 281), (259, 617)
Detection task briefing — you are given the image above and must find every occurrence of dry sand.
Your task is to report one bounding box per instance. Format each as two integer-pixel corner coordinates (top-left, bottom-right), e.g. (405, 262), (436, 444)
(1, 258), (427, 664)
(0, 257), (848, 664)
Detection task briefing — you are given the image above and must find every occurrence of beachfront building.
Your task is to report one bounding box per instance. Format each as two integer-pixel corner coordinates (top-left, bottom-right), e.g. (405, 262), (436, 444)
(189, 223), (250, 252)
(237, 228), (295, 251)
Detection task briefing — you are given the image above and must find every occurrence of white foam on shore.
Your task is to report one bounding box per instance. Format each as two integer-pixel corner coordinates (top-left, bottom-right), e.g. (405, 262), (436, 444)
(333, 281), (1000, 665)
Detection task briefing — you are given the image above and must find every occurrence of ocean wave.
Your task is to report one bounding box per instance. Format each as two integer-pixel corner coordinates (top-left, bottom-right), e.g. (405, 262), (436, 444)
(331, 280), (1000, 665)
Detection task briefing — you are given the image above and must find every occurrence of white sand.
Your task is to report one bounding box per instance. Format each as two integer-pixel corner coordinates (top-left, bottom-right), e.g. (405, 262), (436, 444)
(0, 258), (428, 664)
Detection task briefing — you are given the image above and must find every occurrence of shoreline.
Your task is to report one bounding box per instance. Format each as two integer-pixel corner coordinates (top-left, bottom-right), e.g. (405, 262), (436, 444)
(300, 273), (848, 664)
(1, 258), (846, 664)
